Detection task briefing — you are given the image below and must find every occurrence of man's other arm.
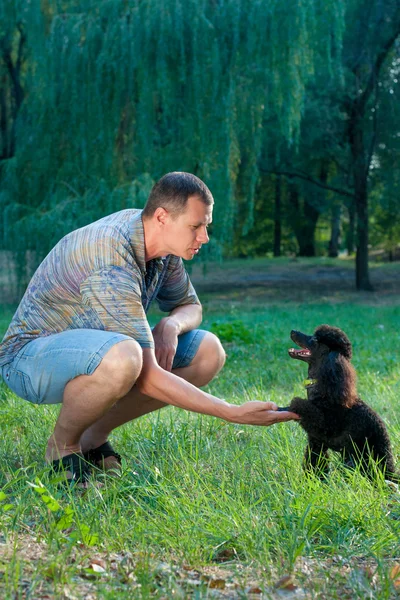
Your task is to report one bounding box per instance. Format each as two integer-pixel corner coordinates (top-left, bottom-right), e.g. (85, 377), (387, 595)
(152, 304), (202, 371)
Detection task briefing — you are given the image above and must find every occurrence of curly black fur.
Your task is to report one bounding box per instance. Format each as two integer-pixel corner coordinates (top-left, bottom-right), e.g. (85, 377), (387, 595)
(287, 325), (398, 482)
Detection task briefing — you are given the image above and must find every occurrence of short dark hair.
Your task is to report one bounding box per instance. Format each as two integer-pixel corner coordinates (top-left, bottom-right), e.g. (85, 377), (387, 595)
(142, 172), (214, 219)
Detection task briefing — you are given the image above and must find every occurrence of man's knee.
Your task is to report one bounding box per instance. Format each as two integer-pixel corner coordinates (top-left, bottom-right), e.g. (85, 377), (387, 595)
(196, 331), (226, 378)
(98, 339), (143, 397)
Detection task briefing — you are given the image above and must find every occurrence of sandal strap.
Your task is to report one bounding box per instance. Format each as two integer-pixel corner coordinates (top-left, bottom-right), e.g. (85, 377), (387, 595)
(84, 441), (122, 465)
(51, 453), (91, 483)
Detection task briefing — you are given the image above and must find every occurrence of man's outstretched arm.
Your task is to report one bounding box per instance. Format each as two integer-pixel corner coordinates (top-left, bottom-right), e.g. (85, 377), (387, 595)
(137, 348), (299, 426)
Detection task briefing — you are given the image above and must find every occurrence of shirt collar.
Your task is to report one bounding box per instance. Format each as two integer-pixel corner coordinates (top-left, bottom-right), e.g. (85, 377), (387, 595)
(130, 211), (164, 275)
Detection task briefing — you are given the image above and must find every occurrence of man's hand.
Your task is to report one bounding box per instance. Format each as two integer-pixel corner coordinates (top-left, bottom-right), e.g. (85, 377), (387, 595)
(225, 401), (300, 425)
(152, 304), (202, 371)
(152, 317), (180, 371)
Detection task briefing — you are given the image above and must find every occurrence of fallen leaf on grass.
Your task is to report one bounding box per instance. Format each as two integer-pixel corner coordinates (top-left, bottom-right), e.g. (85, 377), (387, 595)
(274, 574), (298, 591)
(80, 563), (107, 580)
(390, 563), (400, 588)
(209, 578), (226, 589)
(362, 565), (378, 586)
(246, 585), (262, 594)
(90, 558), (107, 570)
(78, 557), (107, 576)
(90, 563), (106, 574)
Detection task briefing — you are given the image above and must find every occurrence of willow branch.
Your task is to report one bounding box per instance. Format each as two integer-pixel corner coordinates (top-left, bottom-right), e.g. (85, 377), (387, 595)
(259, 168), (354, 198)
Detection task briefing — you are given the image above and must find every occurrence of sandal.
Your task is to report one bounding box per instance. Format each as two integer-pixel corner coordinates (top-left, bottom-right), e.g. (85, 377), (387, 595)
(51, 452), (92, 484)
(83, 441), (122, 469)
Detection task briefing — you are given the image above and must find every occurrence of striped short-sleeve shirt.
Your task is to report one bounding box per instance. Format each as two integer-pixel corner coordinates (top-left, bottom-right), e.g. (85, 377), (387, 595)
(0, 209), (200, 366)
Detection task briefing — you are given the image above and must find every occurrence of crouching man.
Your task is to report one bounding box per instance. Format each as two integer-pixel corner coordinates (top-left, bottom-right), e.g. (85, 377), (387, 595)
(0, 172), (298, 484)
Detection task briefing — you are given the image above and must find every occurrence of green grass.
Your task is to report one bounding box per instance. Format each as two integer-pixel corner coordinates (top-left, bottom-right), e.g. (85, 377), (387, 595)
(1, 292), (400, 598)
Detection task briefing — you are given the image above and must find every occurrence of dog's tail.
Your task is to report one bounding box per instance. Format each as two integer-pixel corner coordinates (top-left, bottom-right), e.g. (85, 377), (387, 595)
(319, 351), (358, 408)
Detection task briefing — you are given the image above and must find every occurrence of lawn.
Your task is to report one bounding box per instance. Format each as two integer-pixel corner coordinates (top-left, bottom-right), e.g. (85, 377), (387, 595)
(1, 258), (400, 599)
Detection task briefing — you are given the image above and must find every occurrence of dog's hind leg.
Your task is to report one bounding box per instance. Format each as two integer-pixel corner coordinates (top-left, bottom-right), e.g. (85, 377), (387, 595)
(343, 442), (399, 483)
(368, 432), (399, 482)
(304, 437), (329, 480)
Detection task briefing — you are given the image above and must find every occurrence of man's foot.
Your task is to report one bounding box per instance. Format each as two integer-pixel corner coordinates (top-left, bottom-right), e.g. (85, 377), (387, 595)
(83, 441), (122, 473)
(51, 452), (92, 487)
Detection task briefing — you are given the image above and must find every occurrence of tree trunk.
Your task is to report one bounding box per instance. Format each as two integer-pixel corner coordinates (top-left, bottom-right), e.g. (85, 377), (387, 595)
(299, 199), (319, 256)
(298, 164), (325, 256)
(0, 77), (8, 160)
(345, 201), (356, 255)
(288, 183), (319, 256)
(328, 203), (341, 257)
(273, 175), (281, 257)
(1, 29), (25, 160)
(355, 183), (372, 290)
(349, 107), (373, 291)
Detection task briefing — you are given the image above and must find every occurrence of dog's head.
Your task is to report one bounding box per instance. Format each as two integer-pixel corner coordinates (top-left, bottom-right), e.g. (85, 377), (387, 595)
(288, 325), (357, 408)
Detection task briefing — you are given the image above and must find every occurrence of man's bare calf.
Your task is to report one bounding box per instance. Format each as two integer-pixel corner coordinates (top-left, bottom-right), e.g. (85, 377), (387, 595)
(46, 332), (225, 467)
(45, 339), (143, 463)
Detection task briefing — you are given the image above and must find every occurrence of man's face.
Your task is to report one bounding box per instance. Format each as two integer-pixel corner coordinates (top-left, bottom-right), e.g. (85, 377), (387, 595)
(163, 195), (213, 260)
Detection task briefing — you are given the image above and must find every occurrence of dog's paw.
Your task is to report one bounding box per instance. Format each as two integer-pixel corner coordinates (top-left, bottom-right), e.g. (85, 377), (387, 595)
(288, 396), (306, 414)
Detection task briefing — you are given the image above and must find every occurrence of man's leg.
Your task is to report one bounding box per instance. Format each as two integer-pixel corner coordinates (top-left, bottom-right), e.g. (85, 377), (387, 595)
(79, 332), (226, 464)
(45, 339), (143, 462)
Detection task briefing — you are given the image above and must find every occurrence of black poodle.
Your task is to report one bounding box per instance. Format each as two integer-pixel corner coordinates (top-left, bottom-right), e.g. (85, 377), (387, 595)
(281, 324), (398, 482)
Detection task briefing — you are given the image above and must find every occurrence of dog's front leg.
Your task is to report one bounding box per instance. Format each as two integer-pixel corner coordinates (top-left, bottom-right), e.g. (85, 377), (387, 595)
(304, 437), (329, 480)
(288, 396), (308, 416)
(289, 397), (326, 428)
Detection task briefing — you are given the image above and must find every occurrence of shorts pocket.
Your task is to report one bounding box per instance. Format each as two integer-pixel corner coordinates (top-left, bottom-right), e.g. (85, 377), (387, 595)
(2, 366), (41, 404)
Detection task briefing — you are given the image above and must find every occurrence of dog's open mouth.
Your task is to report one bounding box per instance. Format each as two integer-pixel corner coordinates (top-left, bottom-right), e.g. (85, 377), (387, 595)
(288, 348), (311, 359)
(288, 330), (314, 362)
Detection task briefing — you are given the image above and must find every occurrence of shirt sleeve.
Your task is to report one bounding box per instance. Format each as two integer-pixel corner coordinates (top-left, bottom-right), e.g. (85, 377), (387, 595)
(80, 265), (154, 348)
(156, 257), (200, 313)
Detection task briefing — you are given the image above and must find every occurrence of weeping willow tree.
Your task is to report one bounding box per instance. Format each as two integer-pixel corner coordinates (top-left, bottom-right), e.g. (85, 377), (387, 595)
(0, 0), (345, 295)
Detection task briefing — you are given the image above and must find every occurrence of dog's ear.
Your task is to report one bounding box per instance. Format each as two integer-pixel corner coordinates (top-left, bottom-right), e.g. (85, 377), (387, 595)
(318, 351), (357, 408)
(314, 325), (352, 359)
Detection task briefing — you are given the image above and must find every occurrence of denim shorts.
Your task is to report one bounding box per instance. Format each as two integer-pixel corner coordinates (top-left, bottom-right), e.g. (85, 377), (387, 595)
(1, 328), (206, 405)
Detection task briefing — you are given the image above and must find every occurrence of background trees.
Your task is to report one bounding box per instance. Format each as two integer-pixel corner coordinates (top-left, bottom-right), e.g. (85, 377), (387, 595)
(258, 0), (400, 289)
(0, 0), (399, 295)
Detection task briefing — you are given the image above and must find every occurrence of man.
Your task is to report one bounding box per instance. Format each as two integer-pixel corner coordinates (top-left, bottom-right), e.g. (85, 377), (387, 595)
(0, 172), (297, 484)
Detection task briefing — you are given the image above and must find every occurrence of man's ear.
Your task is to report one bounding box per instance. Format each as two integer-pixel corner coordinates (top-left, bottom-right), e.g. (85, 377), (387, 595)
(153, 207), (168, 226)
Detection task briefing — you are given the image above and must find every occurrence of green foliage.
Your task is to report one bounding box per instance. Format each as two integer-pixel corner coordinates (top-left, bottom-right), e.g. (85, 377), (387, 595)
(210, 319), (252, 343)
(1, 0), (399, 293)
(0, 489), (14, 513)
(29, 477), (99, 546)
(0, 0), (346, 281)
(369, 45), (400, 259)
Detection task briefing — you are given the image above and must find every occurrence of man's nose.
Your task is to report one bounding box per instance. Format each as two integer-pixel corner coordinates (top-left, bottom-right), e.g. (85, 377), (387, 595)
(197, 226), (209, 243)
